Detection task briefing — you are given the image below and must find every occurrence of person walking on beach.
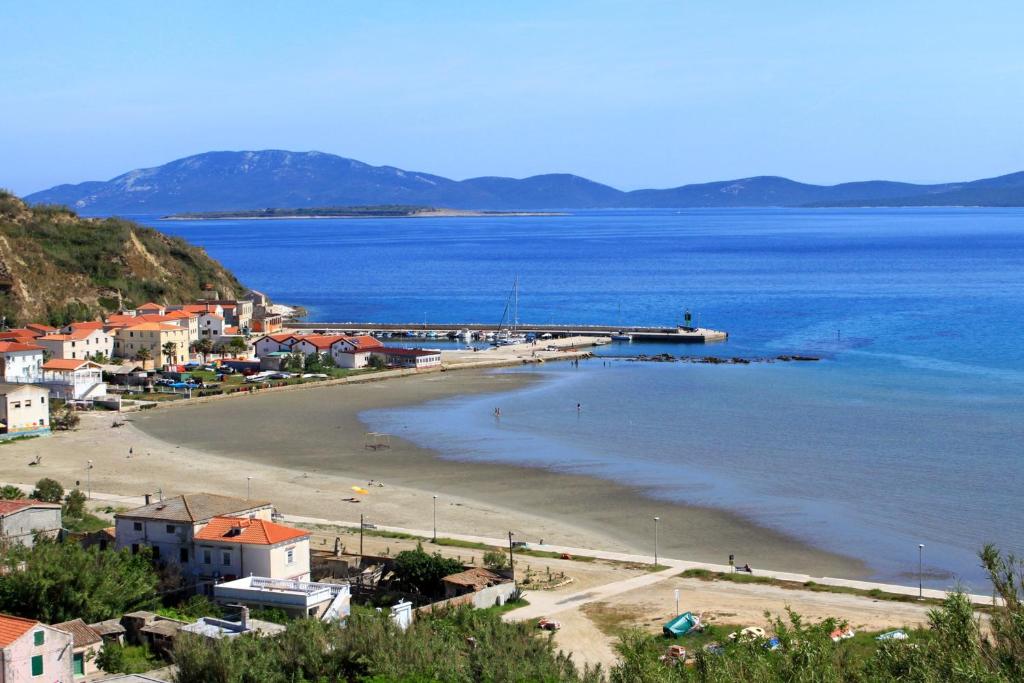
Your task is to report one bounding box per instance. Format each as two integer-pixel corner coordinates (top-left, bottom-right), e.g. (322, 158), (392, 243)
(576, 402), (582, 413)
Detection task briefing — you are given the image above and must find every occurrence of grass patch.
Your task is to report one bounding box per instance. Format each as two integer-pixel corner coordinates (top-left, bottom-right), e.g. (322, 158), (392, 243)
(481, 597), (530, 616)
(64, 512), (111, 533)
(680, 569), (949, 606)
(0, 434), (41, 445)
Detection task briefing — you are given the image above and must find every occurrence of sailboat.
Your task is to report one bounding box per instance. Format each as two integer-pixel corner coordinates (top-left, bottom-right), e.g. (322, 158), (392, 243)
(495, 276), (527, 346)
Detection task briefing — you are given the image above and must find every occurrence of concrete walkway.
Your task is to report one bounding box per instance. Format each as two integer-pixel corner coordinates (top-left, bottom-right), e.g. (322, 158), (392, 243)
(280, 512), (997, 606)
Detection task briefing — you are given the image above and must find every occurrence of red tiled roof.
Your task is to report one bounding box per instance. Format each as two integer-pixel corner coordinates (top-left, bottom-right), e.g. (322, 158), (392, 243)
(194, 516), (308, 545)
(39, 328), (97, 341)
(259, 333), (297, 343)
(0, 614), (39, 647)
(294, 335), (346, 350)
(180, 304), (222, 314)
(42, 359), (99, 371)
(346, 335), (384, 350)
(122, 322), (183, 332)
(0, 330), (39, 342)
(25, 324), (57, 333)
(0, 341), (43, 353)
(137, 302), (164, 310)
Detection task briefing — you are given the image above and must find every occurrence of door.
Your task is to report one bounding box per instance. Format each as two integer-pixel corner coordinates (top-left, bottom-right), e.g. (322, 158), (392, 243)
(73, 651), (85, 676)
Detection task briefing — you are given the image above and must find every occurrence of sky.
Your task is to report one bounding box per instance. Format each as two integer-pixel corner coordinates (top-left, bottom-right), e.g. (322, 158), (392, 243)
(2, 1), (1024, 195)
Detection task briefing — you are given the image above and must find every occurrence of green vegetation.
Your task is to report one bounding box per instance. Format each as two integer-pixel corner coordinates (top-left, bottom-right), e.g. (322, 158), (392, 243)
(96, 643), (161, 675)
(0, 191), (242, 326)
(483, 549), (510, 571)
(0, 539), (158, 623)
(0, 485), (25, 500)
(49, 404), (81, 430)
(173, 604), (600, 683)
(157, 595), (223, 622)
(391, 543), (465, 597)
(30, 477), (63, 503)
(680, 568), (946, 606)
(167, 205), (436, 219)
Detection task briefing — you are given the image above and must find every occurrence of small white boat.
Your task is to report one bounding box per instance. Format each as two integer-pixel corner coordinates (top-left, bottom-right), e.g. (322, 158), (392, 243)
(611, 333), (632, 342)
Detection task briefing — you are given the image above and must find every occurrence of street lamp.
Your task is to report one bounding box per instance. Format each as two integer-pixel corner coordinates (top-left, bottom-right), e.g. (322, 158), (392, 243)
(86, 460), (93, 500)
(246, 476), (252, 500)
(653, 516), (661, 567)
(508, 531), (517, 588)
(432, 495), (438, 542)
(674, 588), (680, 617)
(918, 544), (924, 599)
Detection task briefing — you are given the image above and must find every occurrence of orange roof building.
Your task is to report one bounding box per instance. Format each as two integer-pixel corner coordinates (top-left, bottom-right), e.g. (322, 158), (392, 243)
(194, 517), (310, 582)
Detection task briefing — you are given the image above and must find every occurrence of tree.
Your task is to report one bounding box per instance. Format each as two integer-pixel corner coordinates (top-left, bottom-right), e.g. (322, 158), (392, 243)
(0, 540), (159, 623)
(0, 485), (25, 500)
(368, 354), (387, 370)
(191, 338), (213, 363)
(391, 543), (464, 597)
(134, 347), (151, 362)
(227, 337), (248, 355)
(63, 488), (87, 519)
(30, 477), (63, 503)
(161, 341), (178, 363)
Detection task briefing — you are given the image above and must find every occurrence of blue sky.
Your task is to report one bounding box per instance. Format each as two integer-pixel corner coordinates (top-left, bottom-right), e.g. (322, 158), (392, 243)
(2, 1), (1023, 195)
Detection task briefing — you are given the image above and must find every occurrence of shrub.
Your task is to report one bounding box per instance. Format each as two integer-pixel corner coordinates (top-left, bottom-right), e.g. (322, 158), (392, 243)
(30, 477), (63, 503)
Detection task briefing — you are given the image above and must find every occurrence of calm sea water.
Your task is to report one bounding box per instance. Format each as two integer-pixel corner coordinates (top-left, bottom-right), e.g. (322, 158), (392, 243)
(143, 209), (1024, 587)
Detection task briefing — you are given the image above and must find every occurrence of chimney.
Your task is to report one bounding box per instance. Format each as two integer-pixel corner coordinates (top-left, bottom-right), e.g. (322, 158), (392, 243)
(240, 606), (249, 630)
(144, 493), (151, 505)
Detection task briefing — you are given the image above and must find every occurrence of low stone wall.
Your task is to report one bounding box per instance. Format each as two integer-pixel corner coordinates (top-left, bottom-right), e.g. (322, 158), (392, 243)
(415, 581), (517, 615)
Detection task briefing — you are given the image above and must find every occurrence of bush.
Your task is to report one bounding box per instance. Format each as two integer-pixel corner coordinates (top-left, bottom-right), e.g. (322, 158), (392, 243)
(30, 477), (63, 503)
(50, 405), (80, 431)
(483, 549), (510, 571)
(63, 488), (87, 518)
(96, 643), (160, 674)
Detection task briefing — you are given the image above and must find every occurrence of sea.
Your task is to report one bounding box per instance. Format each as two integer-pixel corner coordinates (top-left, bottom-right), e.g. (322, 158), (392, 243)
(139, 208), (1024, 589)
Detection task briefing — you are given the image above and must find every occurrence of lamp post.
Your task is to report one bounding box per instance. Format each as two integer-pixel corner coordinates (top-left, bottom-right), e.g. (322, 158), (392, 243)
(508, 531), (517, 588)
(86, 460), (93, 500)
(432, 495), (438, 542)
(918, 544), (924, 599)
(653, 516), (661, 567)
(674, 588), (680, 617)
(246, 476), (252, 500)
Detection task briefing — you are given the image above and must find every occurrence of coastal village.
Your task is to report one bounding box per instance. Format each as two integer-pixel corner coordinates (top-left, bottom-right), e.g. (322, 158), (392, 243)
(0, 285), (1002, 680)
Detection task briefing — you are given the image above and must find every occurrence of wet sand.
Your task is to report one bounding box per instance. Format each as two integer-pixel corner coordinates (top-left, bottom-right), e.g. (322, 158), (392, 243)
(127, 369), (867, 579)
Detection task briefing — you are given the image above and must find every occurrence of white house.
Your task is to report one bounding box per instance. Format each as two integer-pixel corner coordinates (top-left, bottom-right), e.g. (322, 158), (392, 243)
(253, 334), (298, 357)
(0, 342), (44, 383)
(371, 347), (442, 370)
(198, 312), (225, 338)
(0, 499), (62, 546)
(214, 577), (350, 620)
(0, 614), (74, 682)
(36, 327), (113, 361)
(115, 493), (273, 574)
(39, 359), (106, 401)
(194, 516), (311, 583)
(0, 383), (50, 438)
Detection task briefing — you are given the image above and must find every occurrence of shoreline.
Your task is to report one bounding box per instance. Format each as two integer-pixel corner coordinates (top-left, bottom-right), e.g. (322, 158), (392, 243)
(126, 368), (868, 580)
(160, 209), (566, 221)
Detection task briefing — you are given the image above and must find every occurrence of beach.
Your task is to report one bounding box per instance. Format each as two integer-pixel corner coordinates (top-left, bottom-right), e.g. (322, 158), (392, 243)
(0, 368), (865, 579)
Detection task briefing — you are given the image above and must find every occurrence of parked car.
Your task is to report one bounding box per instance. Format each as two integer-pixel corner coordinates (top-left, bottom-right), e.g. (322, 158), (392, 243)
(301, 373), (329, 379)
(268, 372), (293, 380)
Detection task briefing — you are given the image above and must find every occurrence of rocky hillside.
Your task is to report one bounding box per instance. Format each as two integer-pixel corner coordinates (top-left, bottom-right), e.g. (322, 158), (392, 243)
(0, 191), (243, 326)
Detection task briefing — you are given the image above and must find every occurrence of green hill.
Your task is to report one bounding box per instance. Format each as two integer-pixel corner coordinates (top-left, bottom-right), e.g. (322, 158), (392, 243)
(0, 190), (244, 326)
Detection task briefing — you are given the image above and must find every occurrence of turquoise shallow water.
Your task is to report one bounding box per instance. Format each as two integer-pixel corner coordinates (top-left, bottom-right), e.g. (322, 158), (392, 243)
(144, 208), (1024, 588)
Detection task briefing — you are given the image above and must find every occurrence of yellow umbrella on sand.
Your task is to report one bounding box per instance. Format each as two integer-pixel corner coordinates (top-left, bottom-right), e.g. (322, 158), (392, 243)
(351, 486), (369, 495)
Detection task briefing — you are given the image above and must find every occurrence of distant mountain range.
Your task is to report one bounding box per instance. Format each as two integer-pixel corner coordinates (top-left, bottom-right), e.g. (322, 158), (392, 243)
(22, 150), (1024, 213)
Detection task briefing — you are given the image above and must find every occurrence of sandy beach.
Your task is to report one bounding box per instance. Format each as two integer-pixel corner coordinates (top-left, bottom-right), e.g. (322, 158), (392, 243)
(0, 368), (866, 579)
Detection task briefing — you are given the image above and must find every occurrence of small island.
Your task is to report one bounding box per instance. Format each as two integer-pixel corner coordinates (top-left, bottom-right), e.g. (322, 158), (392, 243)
(162, 205), (563, 220)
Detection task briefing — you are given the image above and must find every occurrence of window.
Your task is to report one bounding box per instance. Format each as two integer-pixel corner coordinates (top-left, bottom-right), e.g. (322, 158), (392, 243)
(24, 400), (31, 407)
(133, 522), (143, 531)
(12, 401), (19, 409)
(152, 546), (160, 559)
(222, 551), (231, 566)
(286, 548), (295, 565)
(180, 548), (189, 563)
(203, 549), (211, 564)
(40, 396), (45, 404)
(34, 629), (44, 646)
(166, 524), (176, 534)
(31, 654), (43, 676)
(131, 543), (139, 554)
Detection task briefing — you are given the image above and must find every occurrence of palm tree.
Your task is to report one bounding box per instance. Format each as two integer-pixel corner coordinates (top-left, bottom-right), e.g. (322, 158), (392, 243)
(134, 347), (151, 362)
(192, 338), (214, 363)
(162, 341), (178, 364)
(0, 485), (25, 500)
